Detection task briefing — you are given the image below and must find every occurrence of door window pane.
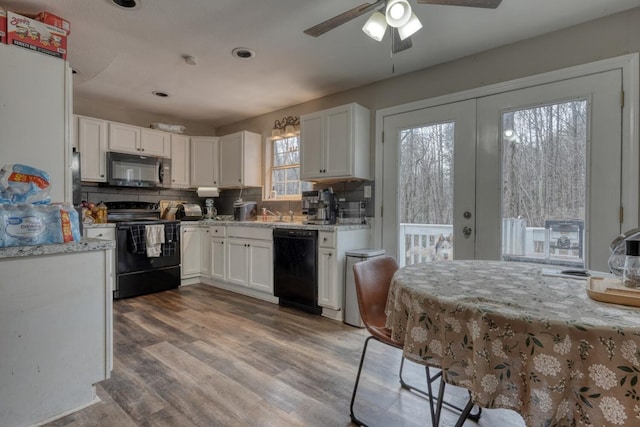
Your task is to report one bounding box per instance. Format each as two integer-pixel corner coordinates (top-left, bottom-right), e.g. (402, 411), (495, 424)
(501, 100), (587, 267)
(399, 122), (455, 265)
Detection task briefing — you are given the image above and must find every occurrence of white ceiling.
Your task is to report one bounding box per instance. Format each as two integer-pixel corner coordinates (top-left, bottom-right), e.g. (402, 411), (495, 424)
(3, 0), (640, 128)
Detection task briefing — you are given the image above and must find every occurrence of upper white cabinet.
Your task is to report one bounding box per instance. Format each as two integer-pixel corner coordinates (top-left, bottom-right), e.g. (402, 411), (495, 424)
(107, 122), (140, 154)
(218, 131), (262, 188)
(140, 128), (171, 158)
(300, 103), (371, 181)
(76, 115), (108, 182)
(190, 136), (220, 187)
(170, 134), (191, 188)
(108, 122), (169, 158)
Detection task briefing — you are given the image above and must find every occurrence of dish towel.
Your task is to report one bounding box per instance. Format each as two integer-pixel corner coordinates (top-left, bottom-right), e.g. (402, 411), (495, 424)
(145, 224), (165, 257)
(162, 222), (179, 256)
(128, 224), (147, 255)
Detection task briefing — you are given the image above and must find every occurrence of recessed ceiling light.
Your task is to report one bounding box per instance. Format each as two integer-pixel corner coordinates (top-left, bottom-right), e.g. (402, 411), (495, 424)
(152, 91), (169, 98)
(112, 0), (138, 9)
(231, 47), (255, 60)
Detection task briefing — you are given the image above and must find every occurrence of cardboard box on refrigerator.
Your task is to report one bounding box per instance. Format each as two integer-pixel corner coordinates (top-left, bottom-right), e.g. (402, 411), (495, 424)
(6, 12), (67, 59)
(35, 11), (70, 35)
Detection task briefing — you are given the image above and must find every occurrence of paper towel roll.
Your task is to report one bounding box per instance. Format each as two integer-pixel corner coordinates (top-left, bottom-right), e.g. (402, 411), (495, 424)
(197, 187), (219, 197)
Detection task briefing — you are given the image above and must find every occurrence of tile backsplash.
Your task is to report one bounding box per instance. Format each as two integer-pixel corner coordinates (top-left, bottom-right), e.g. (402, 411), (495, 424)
(81, 180), (375, 218)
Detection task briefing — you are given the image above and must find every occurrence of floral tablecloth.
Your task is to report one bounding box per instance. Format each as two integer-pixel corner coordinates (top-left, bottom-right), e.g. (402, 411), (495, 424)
(386, 261), (640, 427)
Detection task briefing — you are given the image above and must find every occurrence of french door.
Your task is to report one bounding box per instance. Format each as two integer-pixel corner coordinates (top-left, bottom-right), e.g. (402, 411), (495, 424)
(382, 69), (623, 271)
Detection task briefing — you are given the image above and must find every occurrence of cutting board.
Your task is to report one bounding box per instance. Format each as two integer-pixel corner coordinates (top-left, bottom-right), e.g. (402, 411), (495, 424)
(587, 276), (640, 307)
(159, 200), (187, 220)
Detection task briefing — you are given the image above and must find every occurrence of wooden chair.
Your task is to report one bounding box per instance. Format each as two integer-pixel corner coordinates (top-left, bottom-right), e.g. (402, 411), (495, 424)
(349, 256), (479, 427)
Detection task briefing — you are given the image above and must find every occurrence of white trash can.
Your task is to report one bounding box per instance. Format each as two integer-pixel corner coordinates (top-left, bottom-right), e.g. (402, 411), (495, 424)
(344, 248), (385, 327)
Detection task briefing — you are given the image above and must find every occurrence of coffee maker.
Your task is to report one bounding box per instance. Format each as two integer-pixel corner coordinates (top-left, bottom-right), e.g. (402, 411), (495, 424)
(302, 188), (338, 224)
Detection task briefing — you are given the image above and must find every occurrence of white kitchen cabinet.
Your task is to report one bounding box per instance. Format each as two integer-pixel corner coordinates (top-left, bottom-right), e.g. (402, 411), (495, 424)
(170, 134), (191, 188)
(140, 128), (171, 158)
(211, 237), (226, 282)
(218, 131), (262, 188)
(190, 136), (220, 187)
(200, 226), (211, 277)
(318, 247), (337, 309)
(108, 122), (169, 157)
(316, 229), (370, 320)
(226, 239), (248, 286)
(76, 115), (108, 182)
(300, 103), (370, 181)
(108, 122), (140, 154)
(181, 225), (201, 279)
(225, 226), (273, 293)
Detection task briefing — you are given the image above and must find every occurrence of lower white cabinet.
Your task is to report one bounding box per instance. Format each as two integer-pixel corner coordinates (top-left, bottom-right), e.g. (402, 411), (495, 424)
(316, 229), (370, 319)
(318, 247), (338, 309)
(181, 225), (201, 279)
(211, 237), (226, 281)
(225, 226), (273, 294)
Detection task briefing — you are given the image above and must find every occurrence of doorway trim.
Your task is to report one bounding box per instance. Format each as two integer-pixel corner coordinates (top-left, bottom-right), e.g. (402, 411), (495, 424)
(373, 53), (639, 250)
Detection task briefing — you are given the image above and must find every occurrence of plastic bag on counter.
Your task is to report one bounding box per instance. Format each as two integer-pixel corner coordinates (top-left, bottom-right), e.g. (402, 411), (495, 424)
(0, 203), (81, 247)
(0, 164), (51, 205)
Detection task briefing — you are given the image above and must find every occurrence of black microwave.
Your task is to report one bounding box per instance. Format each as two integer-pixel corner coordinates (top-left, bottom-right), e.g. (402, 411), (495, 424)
(107, 151), (171, 188)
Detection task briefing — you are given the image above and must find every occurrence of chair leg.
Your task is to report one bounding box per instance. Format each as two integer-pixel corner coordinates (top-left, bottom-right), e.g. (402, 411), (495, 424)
(349, 336), (374, 427)
(454, 397), (476, 427)
(398, 357), (479, 420)
(425, 367), (438, 427)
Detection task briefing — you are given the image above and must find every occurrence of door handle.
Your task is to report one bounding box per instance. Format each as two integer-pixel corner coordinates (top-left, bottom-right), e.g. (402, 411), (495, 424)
(463, 226), (473, 237)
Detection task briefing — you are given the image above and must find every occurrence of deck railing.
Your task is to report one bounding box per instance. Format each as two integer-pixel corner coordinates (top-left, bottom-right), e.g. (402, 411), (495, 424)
(400, 219), (584, 267)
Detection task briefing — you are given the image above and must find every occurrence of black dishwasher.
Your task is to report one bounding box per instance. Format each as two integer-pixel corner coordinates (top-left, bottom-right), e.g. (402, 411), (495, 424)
(273, 228), (321, 315)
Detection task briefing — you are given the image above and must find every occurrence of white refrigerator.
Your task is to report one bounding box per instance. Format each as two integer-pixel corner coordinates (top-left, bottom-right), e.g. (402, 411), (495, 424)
(0, 43), (73, 203)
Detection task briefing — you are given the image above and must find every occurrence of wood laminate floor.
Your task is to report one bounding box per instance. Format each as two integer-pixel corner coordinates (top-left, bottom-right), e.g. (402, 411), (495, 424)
(45, 284), (525, 427)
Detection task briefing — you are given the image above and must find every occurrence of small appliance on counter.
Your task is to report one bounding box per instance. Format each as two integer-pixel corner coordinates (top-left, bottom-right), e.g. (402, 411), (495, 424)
(204, 198), (217, 219)
(233, 200), (257, 221)
(302, 188), (338, 225)
(176, 203), (203, 221)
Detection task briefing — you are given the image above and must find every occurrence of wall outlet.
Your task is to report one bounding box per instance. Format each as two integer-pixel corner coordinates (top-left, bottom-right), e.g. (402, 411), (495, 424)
(364, 185), (371, 198)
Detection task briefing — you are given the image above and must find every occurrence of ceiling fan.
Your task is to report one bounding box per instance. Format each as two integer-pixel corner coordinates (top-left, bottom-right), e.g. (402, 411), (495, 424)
(304, 0), (502, 53)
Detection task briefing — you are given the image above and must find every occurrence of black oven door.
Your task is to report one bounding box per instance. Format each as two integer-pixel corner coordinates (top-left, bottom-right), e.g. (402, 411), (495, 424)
(115, 223), (180, 273)
(114, 220), (181, 299)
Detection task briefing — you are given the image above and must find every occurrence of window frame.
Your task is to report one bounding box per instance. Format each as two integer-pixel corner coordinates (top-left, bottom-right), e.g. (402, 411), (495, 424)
(263, 135), (309, 201)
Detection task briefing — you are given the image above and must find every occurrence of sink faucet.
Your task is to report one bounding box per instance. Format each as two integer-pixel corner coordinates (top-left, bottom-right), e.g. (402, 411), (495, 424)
(263, 209), (282, 221)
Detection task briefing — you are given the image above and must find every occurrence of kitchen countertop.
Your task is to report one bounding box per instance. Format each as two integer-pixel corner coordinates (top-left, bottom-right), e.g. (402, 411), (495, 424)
(0, 238), (116, 260)
(191, 219), (370, 231)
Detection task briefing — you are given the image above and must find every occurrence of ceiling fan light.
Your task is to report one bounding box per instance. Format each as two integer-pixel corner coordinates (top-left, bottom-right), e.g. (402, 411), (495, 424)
(398, 13), (422, 40)
(385, 0), (412, 28)
(362, 11), (387, 41)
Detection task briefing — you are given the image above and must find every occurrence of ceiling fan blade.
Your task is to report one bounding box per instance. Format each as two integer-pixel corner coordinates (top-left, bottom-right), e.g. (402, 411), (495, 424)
(304, 1), (385, 37)
(417, 0), (502, 8)
(392, 28), (412, 54)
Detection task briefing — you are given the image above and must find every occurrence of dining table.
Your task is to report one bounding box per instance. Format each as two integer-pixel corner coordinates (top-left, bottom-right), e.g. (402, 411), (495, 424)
(385, 260), (640, 427)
